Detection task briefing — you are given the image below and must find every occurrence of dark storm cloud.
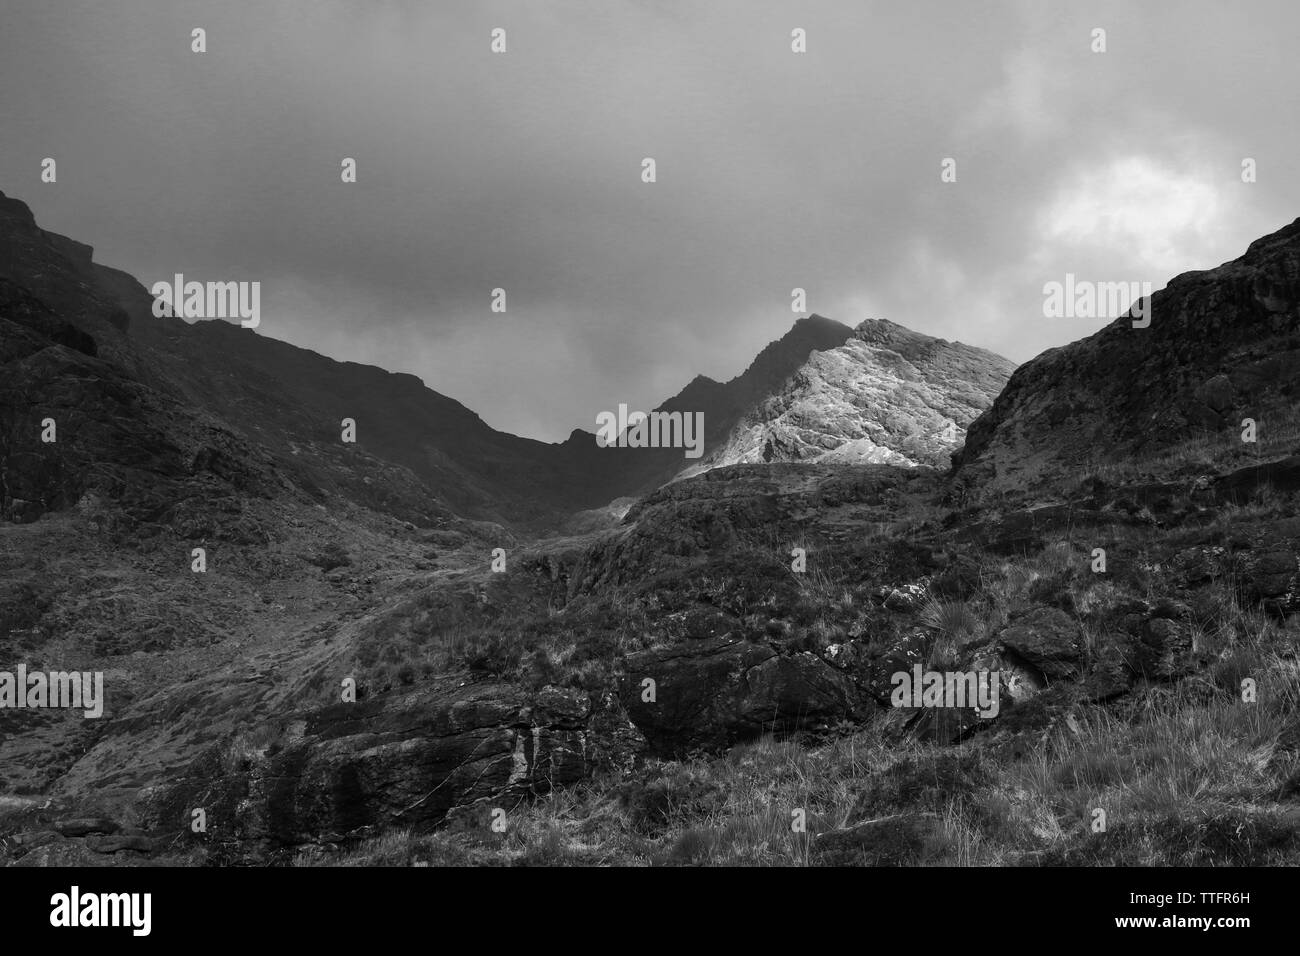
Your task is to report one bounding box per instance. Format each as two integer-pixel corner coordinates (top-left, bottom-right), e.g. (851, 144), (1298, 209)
(2, 0), (1296, 440)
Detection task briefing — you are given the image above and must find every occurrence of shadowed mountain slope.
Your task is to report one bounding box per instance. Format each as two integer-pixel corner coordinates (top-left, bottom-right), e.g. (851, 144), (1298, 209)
(953, 218), (1300, 497)
(0, 191), (856, 529)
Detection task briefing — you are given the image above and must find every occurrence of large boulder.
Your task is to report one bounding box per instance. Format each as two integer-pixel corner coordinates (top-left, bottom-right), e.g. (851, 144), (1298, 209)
(997, 606), (1084, 680)
(619, 637), (863, 755)
(1237, 547), (1300, 618)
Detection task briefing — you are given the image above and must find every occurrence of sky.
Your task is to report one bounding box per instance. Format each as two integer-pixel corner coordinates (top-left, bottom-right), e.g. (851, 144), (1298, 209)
(2, 0), (1297, 442)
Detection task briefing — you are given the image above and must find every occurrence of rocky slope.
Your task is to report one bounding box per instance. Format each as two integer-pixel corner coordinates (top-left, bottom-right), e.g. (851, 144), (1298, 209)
(6, 439), (1300, 864)
(691, 319), (1015, 473)
(953, 217), (1300, 497)
(0, 189), (895, 863)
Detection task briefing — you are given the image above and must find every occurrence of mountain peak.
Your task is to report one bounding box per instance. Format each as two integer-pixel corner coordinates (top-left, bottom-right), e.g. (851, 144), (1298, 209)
(794, 312), (843, 328)
(693, 316), (1016, 473)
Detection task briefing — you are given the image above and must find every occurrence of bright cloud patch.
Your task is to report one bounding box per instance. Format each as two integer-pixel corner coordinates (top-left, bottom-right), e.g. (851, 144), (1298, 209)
(1039, 156), (1223, 277)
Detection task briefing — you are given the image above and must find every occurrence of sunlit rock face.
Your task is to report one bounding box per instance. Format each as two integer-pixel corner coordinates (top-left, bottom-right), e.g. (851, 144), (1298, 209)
(689, 318), (1016, 474)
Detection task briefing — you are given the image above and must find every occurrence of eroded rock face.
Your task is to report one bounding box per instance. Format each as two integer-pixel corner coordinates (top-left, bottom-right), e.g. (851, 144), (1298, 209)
(0, 287), (279, 524)
(0, 193), (138, 371)
(618, 638), (863, 755)
(953, 217), (1300, 496)
(142, 681), (596, 849)
(693, 319), (1015, 473)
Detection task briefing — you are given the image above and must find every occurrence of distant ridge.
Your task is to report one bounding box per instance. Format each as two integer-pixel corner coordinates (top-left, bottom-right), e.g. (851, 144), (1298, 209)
(0, 190), (861, 527)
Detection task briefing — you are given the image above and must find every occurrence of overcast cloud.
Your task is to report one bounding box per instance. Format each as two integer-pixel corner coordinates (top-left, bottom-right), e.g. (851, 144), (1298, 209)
(2, 0), (1296, 440)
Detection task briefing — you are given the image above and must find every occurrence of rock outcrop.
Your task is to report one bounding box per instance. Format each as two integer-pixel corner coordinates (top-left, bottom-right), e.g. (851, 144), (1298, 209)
(619, 638), (864, 755)
(141, 681), (598, 852)
(954, 217), (1300, 496)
